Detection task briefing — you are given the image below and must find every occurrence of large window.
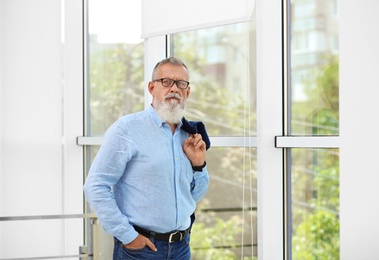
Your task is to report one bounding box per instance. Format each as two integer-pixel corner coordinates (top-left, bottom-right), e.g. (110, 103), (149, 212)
(84, 0), (339, 259)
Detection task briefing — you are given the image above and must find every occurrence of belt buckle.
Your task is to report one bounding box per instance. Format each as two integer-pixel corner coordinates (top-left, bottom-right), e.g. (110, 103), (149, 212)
(168, 231), (182, 243)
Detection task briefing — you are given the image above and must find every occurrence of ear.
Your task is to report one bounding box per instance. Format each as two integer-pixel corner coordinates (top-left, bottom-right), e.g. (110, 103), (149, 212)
(185, 86), (191, 99)
(148, 81), (155, 95)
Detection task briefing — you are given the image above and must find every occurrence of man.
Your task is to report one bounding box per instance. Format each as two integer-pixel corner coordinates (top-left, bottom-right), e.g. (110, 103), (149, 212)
(84, 57), (209, 259)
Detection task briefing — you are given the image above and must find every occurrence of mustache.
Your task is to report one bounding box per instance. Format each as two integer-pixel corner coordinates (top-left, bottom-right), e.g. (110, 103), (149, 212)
(164, 93), (182, 101)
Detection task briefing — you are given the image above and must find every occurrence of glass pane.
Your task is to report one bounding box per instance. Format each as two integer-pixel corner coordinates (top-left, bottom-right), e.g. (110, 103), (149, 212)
(291, 148), (340, 259)
(189, 147), (257, 259)
(290, 0), (340, 258)
(88, 0), (144, 136)
(290, 0), (339, 135)
(172, 20), (257, 259)
(172, 21), (257, 136)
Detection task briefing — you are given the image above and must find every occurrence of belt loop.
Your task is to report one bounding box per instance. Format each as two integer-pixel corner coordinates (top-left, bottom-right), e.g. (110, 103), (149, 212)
(149, 231), (156, 243)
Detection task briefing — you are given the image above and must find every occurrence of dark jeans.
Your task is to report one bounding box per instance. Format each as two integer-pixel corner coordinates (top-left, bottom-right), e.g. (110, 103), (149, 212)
(113, 233), (191, 260)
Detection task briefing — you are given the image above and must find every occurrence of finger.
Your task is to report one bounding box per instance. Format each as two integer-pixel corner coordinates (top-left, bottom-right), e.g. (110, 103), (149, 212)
(192, 133), (202, 145)
(196, 140), (206, 149)
(183, 137), (194, 148)
(145, 238), (157, 252)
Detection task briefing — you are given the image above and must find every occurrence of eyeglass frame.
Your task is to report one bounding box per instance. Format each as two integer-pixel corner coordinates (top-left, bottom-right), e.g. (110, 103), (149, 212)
(152, 78), (190, 89)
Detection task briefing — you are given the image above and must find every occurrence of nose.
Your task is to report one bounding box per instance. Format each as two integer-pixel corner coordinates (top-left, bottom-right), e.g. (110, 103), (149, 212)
(170, 82), (179, 92)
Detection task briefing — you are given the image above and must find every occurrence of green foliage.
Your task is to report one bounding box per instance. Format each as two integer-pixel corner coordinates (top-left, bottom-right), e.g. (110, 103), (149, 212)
(89, 38), (144, 135)
(292, 56), (339, 135)
(292, 210), (340, 260)
(291, 57), (340, 259)
(191, 217), (243, 260)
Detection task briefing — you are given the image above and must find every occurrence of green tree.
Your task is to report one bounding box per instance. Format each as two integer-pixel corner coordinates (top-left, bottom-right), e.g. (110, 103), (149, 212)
(89, 37), (144, 135)
(292, 211), (340, 260)
(191, 217), (243, 260)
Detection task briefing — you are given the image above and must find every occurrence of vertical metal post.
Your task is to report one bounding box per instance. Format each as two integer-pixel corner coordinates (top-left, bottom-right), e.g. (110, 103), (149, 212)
(92, 218), (100, 260)
(282, 0), (292, 259)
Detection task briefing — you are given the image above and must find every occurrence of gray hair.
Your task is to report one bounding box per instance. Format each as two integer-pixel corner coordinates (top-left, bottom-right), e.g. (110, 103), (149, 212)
(152, 57), (188, 79)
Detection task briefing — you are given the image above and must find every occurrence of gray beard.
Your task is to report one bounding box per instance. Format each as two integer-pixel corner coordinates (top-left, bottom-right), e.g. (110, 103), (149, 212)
(153, 98), (184, 124)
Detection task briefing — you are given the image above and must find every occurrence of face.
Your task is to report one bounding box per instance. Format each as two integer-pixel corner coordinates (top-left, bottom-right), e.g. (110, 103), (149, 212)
(148, 63), (191, 105)
(148, 64), (191, 124)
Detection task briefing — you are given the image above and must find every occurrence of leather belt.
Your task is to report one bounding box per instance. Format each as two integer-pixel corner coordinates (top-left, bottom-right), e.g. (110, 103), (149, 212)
(134, 225), (190, 243)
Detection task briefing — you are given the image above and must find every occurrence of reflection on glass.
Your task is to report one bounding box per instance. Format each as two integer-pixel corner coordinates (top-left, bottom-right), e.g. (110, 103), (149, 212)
(291, 0), (339, 135)
(172, 22), (257, 136)
(291, 148), (340, 259)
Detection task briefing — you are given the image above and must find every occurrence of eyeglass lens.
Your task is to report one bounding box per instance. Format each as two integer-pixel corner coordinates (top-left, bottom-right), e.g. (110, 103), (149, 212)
(161, 79), (188, 89)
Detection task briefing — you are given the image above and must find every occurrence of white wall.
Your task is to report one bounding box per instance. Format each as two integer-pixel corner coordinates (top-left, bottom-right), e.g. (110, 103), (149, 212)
(340, 0), (379, 259)
(0, 0), (83, 258)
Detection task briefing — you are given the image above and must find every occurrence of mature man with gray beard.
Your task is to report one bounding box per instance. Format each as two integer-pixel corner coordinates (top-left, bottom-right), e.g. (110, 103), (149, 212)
(84, 57), (209, 260)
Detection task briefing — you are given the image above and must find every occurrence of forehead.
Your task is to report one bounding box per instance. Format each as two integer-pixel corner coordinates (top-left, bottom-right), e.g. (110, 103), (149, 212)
(155, 64), (189, 80)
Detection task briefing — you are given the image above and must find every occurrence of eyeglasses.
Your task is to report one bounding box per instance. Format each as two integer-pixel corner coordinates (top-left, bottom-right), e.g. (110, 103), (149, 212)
(153, 78), (190, 89)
